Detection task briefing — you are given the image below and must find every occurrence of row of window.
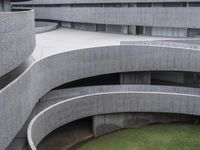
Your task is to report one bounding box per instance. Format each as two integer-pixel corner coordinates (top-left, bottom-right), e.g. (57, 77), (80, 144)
(61, 21), (199, 37)
(14, 2), (200, 8)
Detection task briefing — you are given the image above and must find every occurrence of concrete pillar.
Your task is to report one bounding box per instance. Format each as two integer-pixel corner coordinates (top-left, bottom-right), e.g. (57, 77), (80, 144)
(184, 73), (200, 88)
(0, 0), (11, 12)
(144, 26), (152, 36)
(193, 74), (200, 88)
(121, 3), (128, 7)
(106, 25), (121, 33)
(61, 22), (72, 28)
(121, 25), (128, 34)
(93, 113), (198, 137)
(120, 72), (151, 85)
(128, 25), (136, 35)
(93, 72), (151, 137)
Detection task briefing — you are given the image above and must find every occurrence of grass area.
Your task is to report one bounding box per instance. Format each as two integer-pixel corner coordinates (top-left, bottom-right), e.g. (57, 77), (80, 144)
(78, 123), (200, 150)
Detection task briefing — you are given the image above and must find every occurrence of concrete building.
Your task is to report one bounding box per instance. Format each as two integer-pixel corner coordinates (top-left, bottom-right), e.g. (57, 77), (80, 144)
(1, 0), (200, 150)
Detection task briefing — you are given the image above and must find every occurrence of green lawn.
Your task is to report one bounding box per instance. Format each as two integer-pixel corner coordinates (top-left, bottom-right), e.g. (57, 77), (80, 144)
(78, 124), (200, 150)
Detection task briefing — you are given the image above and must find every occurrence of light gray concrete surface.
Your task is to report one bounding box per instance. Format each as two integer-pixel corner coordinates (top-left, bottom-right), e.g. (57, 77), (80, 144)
(0, 9), (35, 76)
(28, 90), (200, 149)
(33, 28), (174, 60)
(2, 43), (200, 149)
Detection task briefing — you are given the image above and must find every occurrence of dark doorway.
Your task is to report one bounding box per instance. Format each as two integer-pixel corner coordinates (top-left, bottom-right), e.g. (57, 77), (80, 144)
(136, 26), (144, 35)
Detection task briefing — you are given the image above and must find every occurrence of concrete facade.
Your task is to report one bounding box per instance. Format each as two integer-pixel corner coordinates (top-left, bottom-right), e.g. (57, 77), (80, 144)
(31, 7), (200, 29)
(13, 0), (200, 37)
(2, 0), (200, 149)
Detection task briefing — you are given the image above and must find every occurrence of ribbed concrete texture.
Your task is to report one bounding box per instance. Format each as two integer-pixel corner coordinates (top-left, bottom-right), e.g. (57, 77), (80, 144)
(31, 7), (200, 29)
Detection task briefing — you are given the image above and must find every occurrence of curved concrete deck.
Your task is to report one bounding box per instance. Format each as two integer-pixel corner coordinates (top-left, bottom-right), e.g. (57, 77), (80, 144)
(33, 28), (174, 60)
(28, 87), (200, 149)
(2, 40), (200, 149)
(0, 9), (35, 77)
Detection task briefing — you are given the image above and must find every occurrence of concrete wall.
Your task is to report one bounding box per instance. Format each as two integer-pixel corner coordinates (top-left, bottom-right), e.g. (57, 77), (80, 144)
(93, 113), (199, 137)
(29, 7), (200, 29)
(2, 44), (200, 149)
(0, 9), (35, 77)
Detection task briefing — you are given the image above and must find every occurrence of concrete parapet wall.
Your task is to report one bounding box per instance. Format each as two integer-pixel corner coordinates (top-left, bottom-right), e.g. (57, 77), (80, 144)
(0, 9), (35, 76)
(31, 7), (200, 29)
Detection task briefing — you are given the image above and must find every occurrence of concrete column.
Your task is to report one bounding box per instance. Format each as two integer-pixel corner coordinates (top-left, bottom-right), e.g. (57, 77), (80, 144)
(93, 72), (151, 137)
(61, 22), (72, 28)
(193, 74), (200, 88)
(120, 72), (151, 85)
(121, 25), (128, 34)
(121, 3), (128, 7)
(144, 26), (152, 36)
(106, 25), (121, 33)
(128, 25), (136, 35)
(184, 73), (200, 88)
(0, 0), (11, 12)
